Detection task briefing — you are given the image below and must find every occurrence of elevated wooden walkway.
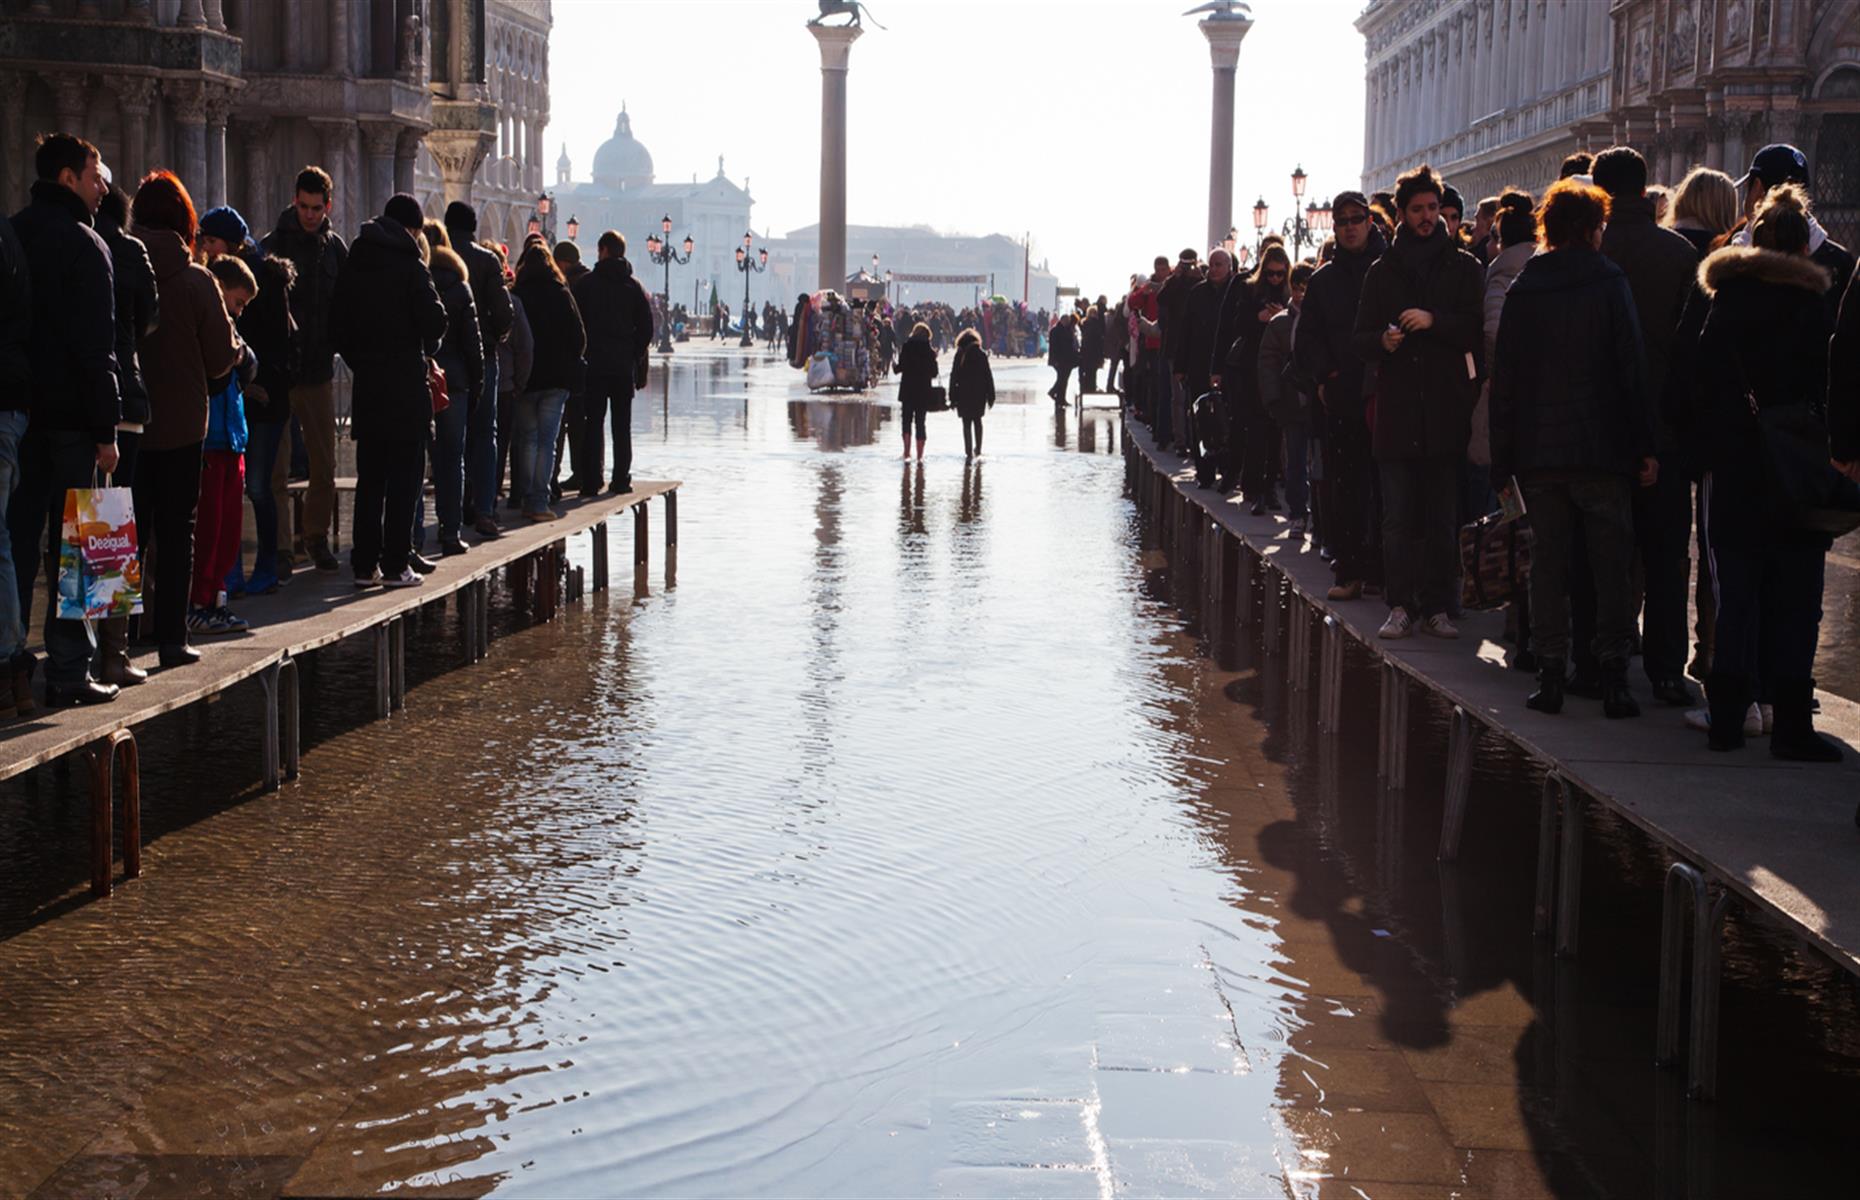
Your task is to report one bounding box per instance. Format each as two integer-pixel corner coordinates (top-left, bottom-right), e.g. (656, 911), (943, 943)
(1126, 420), (1859, 1103)
(0, 482), (680, 901)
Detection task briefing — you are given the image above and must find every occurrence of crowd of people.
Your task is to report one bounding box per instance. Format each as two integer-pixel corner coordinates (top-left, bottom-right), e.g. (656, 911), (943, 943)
(1107, 141), (1859, 761)
(0, 132), (657, 710)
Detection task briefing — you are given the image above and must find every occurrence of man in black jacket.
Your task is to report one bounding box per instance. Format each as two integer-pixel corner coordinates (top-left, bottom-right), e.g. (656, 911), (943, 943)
(443, 202), (514, 536)
(9, 133), (121, 706)
(260, 166), (348, 572)
(1594, 146), (1700, 706)
(0, 209), (33, 716)
(1352, 166), (1485, 640)
(1177, 248), (1233, 488)
(1155, 250), (1201, 452)
(1294, 191), (1386, 600)
(569, 230), (654, 495)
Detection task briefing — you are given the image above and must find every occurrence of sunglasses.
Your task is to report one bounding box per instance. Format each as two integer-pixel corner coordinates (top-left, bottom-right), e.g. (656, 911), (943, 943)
(1334, 213), (1369, 228)
(1265, 271), (1288, 282)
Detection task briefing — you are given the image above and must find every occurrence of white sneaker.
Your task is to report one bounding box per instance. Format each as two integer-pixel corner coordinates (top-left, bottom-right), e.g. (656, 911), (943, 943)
(1378, 609), (1414, 640)
(1421, 613), (1459, 640)
(1759, 703), (1774, 735)
(354, 568), (382, 590)
(1684, 703), (1763, 737)
(381, 567), (424, 589)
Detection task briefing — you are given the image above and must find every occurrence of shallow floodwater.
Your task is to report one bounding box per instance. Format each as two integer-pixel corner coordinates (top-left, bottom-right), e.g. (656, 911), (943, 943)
(1, 348), (1858, 1199)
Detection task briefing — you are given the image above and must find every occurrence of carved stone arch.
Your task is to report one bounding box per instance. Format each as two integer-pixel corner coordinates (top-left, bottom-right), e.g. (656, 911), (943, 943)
(1812, 60), (1860, 99)
(1808, 0), (1860, 76)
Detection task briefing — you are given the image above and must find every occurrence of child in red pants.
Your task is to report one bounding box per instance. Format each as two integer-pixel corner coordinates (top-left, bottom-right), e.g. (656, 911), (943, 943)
(192, 257), (258, 635)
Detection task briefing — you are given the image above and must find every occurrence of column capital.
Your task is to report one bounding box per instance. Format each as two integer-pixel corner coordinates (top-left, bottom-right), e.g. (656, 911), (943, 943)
(165, 77), (206, 124)
(360, 119), (402, 158)
(807, 23), (862, 72)
(114, 74), (158, 114)
(1199, 13), (1253, 70)
(203, 85), (233, 128)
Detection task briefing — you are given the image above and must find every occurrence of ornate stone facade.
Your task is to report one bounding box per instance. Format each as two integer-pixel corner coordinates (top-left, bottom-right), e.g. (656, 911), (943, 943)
(1357, 0), (1860, 245)
(0, 0), (544, 249)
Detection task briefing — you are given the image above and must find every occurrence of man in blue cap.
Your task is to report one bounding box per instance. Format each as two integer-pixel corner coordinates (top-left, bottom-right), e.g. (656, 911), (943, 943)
(1733, 143), (1855, 320)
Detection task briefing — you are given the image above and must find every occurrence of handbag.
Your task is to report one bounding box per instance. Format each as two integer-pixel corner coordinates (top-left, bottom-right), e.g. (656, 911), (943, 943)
(427, 358), (449, 415)
(1459, 510), (1534, 611)
(1739, 357), (1860, 536)
(56, 473), (143, 621)
(926, 385), (949, 412)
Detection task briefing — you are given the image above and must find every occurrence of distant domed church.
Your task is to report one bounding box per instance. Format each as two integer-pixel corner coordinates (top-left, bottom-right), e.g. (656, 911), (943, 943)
(554, 105), (757, 316)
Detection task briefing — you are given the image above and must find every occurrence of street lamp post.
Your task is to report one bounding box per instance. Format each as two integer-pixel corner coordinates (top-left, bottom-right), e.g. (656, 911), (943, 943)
(1277, 166), (1331, 261)
(1251, 196), (1269, 258)
(537, 191), (554, 243)
(566, 214), (579, 242)
(736, 231), (768, 348)
(646, 213), (694, 354)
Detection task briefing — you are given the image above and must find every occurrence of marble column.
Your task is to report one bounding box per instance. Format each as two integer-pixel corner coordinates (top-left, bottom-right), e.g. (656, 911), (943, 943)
(394, 129), (421, 197)
(204, 0), (225, 31)
(809, 21), (861, 292)
(1199, 11), (1252, 251)
(166, 81), (208, 198)
(204, 88), (231, 207)
(361, 121), (398, 225)
(329, 0), (351, 75)
(115, 76), (157, 188)
(236, 117), (272, 227)
(178, 0), (206, 28)
(425, 127), (493, 209)
(0, 73), (27, 212)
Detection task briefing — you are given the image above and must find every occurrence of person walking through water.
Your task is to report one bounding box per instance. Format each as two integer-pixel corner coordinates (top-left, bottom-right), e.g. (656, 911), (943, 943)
(951, 327), (995, 460)
(1048, 311), (1079, 406)
(896, 321), (936, 461)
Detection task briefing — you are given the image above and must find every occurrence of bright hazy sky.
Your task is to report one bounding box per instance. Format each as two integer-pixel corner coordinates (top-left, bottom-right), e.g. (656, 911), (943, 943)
(549, 0), (1367, 299)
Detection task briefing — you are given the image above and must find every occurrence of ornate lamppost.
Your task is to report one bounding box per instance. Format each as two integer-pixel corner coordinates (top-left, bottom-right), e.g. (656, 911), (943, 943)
(537, 191), (554, 242)
(566, 214), (580, 242)
(646, 213), (694, 354)
(1251, 195), (1269, 258)
(736, 231), (768, 347)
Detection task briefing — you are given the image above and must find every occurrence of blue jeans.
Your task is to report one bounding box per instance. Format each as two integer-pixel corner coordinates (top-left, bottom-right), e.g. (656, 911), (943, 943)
(1283, 424), (1311, 518)
(0, 411), (29, 659)
(418, 384), (468, 545)
(468, 353), (499, 517)
(244, 419), (287, 576)
(514, 389), (569, 514)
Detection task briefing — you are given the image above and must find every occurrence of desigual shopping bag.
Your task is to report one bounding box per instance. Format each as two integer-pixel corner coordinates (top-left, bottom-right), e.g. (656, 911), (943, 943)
(56, 483), (143, 620)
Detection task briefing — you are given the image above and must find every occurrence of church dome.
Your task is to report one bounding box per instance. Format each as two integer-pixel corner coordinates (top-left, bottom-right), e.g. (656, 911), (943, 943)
(592, 108), (653, 191)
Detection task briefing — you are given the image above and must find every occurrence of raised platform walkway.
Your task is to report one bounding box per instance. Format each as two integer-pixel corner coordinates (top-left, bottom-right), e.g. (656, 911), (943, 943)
(0, 482), (680, 902)
(1125, 419), (1859, 1102)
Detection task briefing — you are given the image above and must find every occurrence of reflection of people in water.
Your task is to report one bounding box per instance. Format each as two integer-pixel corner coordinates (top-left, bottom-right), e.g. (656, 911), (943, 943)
(899, 460), (926, 536)
(950, 328), (995, 460)
(896, 322), (937, 461)
(959, 460), (983, 525)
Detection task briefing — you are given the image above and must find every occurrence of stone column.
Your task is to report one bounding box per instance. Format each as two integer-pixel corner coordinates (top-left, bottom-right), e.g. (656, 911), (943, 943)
(204, 88), (231, 208)
(394, 129), (421, 197)
(809, 21), (861, 292)
(204, 0), (226, 31)
(178, 0), (207, 28)
(361, 121), (398, 226)
(329, 0), (351, 75)
(309, 117), (355, 208)
(0, 73), (27, 212)
(426, 129), (493, 209)
(236, 116), (272, 227)
(123, 0), (152, 23)
(1199, 11), (1253, 251)
(166, 81), (208, 198)
(115, 76), (157, 188)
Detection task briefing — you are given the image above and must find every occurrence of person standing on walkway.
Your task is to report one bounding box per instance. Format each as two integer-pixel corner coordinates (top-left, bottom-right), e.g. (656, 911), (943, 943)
(493, 242), (533, 509)
(230, 248), (296, 597)
(1214, 245), (1290, 514)
(8, 133), (120, 707)
(1353, 164), (1485, 641)
(1259, 260), (1316, 533)
(0, 208), (33, 716)
(1294, 190), (1386, 602)
(259, 166), (346, 574)
(951, 327), (995, 460)
(1047, 312), (1079, 406)
(1101, 296), (1123, 394)
(1489, 178), (1655, 719)
(510, 242), (586, 522)
(443, 203), (513, 539)
(332, 194), (446, 589)
(551, 239), (590, 500)
(133, 170), (241, 663)
(896, 321), (937, 462)
(420, 225), (483, 559)
(1696, 186), (1843, 759)
(195, 255), (259, 636)
(570, 230), (655, 496)
(1179, 248), (1233, 489)
(1594, 146), (1703, 710)
(1079, 301), (1103, 395)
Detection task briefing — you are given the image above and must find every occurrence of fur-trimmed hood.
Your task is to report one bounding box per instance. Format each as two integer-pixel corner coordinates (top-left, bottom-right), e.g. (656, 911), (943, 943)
(1699, 245), (1831, 297)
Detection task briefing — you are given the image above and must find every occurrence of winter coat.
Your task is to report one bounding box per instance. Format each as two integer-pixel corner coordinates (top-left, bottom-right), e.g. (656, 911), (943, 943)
(1129, 284), (1161, 352)
(1351, 223), (1485, 462)
(1488, 245), (1652, 483)
(1079, 310), (1104, 365)
(1670, 224), (1719, 260)
(93, 206), (158, 426)
(1600, 196), (1699, 454)
(897, 335), (938, 405)
(1176, 274), (1227, 387)
(1106, 307), (1125, 361)
(1292, 224), (1386, 437)
(500, 292), (534, 398)
(1047, 321), (1078, 369)
(444, 221), (514, 350)
(11, 180), (119, 442)
(1693, 245), (1836, 548)
(1256, 304), (1308, 430)
(1830, 263), (1860, 464)
(1472, 241), (1535, 466)
(430, 257), (484, 409)
(0, 215), (30, 411)
(237, 253), (297, 424)
(1157, 267), (1198, 362)
(134, 226), (240, 452)
(1212, 277), (1282, 400)
(330, 218), (446, 444)
(571, 256), (654, 381)
(259, 207), (347, 384)
(512, 273), (586, 394)
(950, 343), (995, 419)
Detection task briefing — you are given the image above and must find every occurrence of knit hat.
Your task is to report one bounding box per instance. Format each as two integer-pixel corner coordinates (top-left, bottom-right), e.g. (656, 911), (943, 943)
(444, 200), (478, 233)
(199, 205), (251, 248)
(383, 192), (424, 231)
(1440, 185), (1465, 214)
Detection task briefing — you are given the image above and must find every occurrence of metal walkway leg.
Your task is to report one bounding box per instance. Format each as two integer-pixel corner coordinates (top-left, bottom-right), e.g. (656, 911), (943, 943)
(260, 660), (283, 792)
(1657, 862), (1737, 1101)
(1438, 705), (1477, 861)
(665, 487), (678, 587)
(280, 656), (299, 780)
(591, 521), (610, 592)
(1262, 569), (1281, 655)
(1376, 661), (1409, 788)
(388, 617), (406, 710)
(1531, 773), (1583, 955)
(1319, 615), (1344, 733)
(85, 728), (138, 898)
(373, 623), (391, 719)
(1287, 596), (1310, 692)
(634, 498), (651, 597)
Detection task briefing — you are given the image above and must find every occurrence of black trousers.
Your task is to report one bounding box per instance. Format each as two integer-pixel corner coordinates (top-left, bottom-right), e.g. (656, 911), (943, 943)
(555, 389), (584, 490)
(351, 437), (424, 577)
(1379, 456), (1459, 617)
(1633, 465), (1692, 682)
(581, 371), (635, 488)
(961, 414), (984, 456)
(901, 401), (927, 441)
(10, 428), (106, 680)
(1323, 424), (1379, 586)
(132, 441), (203, 650)
(1523, 474), (1636, 667)
(1239, 392), (1281, 500)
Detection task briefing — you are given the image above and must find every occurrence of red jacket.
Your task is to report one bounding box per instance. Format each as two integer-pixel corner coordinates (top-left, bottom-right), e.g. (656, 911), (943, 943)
(1129, 284), (1161, 351)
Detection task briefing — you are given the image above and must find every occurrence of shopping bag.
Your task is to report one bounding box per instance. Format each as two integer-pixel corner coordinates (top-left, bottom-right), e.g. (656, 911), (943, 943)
(56, 484), (143, 620)
(1458, 510), (1532, 612)
(806, 352), (837, 389)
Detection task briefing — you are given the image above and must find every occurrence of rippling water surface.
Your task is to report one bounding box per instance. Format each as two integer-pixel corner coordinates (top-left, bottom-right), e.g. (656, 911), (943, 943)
(2, 348), (1859, 1199)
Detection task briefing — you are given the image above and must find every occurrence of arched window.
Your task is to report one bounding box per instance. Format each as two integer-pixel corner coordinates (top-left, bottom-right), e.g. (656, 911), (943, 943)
(1814, 66), (1860, 250)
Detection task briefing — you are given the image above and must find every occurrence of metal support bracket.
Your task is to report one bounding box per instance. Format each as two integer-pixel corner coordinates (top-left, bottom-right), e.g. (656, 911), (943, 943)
(1438, 705), (1477, 861)
(1657, 862), (1738, 1101)
(591, 520), (610, 592)
(1319, 615), (1344, 733)
(84, 728), (139, 898)
(258, 656), (300, 791)
(1533, 773), (1583, 956)
(1376, 660), (1409, 788)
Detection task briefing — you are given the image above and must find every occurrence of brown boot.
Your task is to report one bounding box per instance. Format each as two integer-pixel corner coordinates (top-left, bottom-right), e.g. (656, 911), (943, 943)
(97, 616), (148, 687)
(10, 655), (35, 719)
